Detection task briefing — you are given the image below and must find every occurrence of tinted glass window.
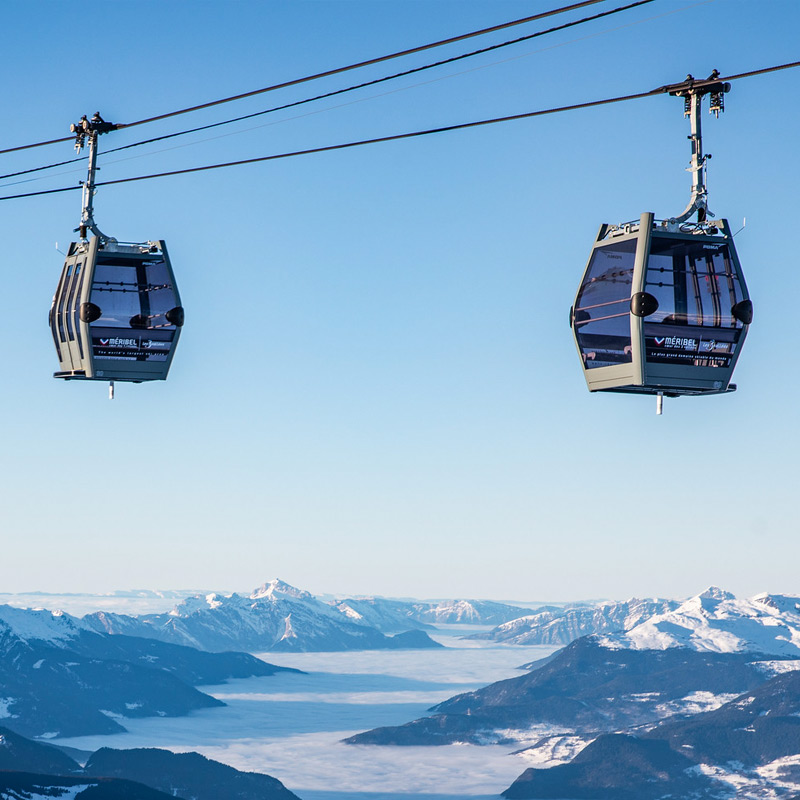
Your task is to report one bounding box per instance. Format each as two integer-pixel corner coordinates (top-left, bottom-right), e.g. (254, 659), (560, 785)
(65, 262), (82, 340)
(90, 261), (141, 328)
(142, 259), (180, 329)
(56, 262), (73, 343)
(574, 239), (635, 369)
(89, 254), (179, 363)
(73, 266), (86, 358)
(643, 238), (745, 368)
(644, 239), (744, 327)
(90, 256), (179, 330)
(50, 266), (68, 358)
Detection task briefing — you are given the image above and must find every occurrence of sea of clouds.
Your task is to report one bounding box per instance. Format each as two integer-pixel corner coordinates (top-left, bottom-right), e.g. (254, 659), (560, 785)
(55, 631), (558, 800)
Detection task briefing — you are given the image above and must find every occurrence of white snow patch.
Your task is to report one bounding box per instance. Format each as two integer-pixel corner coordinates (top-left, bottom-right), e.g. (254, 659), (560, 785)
(754, 659), (800, 677)
(517, 734), (595, 767)
(3, 785), (95, 800)
(125, 702), (142, 710)
(757, 753), (800, 791)
(279, 615), (298, 642)
(99, 709), (124, 720)
(32, 659), (44, 669)
(37, 732), (59, 739)
(0, 698), (16, 719)
(335, 603), (364, 622)
(622, 692), (662, 702)
(655, 690), (740, 717)
(491, 724), (577, 750)
(689, 763), (763, 797)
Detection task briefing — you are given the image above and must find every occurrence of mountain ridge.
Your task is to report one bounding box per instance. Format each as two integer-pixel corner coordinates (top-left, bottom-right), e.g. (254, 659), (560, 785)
(0, 603), (297, 738)
(84, 579), (460, 652)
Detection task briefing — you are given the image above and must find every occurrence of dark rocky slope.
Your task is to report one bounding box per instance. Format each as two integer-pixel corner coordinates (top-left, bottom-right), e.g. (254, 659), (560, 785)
(345, 636), (771, 745)
(87, 747), (301, 800)
(502, 734), (723, 799)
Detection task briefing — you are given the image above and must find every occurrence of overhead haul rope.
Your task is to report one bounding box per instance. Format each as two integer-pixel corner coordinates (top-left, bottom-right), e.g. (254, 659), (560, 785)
(0, 0), (606, 157)
(0, 0), (654, 184)
(1, 60), (798, 203)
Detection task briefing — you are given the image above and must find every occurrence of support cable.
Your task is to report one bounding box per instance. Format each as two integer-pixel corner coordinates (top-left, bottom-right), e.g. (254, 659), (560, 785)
(0, 0), (652, 185)
(0, 0), (605, 157)
(1, 60), (798, 203)
(116, 0), (606, 130)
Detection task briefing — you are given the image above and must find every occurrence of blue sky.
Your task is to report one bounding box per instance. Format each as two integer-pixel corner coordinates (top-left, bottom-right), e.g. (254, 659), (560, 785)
(0, 0), (797, 602)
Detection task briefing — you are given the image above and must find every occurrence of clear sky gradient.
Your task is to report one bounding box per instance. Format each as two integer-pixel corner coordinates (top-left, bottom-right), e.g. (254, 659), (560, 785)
(0, 0), (797, 602)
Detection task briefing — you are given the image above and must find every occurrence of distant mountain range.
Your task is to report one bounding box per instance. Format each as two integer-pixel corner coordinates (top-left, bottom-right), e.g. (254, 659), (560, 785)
(332, 596), (531, 630)
(405, 599), (535, 626)
(467, 597), (678, 645)
(0, 726), (299, 800)
(83, 579), (515, 652)
(84, 579), (411, 653)
(345, 587), (800, 799)
(0, 604), (298, 738)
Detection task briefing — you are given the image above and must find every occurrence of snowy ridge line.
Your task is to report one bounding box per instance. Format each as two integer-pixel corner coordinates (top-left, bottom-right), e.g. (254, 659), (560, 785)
(468, 596), (678, 645)
(8, 582), (800, 659)
(596, 587), (800, 657)
(0, 604), (92, 644)
(83, 579), (448, 653)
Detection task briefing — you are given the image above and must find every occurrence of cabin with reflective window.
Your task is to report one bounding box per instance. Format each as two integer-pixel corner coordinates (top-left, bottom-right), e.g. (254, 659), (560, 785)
(570, 212), (751, 397)
(50, 237), (184, 382)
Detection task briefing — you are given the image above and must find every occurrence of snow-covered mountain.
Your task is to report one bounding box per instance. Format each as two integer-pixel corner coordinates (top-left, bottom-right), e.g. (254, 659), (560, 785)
(0, 603), (294, 738)
(344, 636), (773, 746)
(597, 587), (800, 656)
(330, 596), (531, 631)
(468, 597), (677, 645)
(0, 603), (94, 644)
(470, 588), (800, 655)
(503, 664), (800, 799)
(331, 598), (434, 632)
(407, 599), (531, 626)
(86, 579), (442, 653)
(346, 588), (800, 751)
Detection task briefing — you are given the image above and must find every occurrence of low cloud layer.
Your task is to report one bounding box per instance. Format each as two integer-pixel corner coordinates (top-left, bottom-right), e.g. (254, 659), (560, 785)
(55, 634), (556, 798)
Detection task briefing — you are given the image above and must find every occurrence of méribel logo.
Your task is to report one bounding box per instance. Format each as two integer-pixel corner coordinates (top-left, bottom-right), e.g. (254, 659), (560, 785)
(654, 337), (666, 347)
(99, 338), (110, 346)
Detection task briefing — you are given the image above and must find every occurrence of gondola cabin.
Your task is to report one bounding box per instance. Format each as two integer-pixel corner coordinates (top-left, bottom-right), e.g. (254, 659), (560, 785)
(570, 212), (751, 397)
(50, 237), (184, 383)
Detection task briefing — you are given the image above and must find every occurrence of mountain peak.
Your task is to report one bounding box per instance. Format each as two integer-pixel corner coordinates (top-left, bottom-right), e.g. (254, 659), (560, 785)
(250, 579), (313, 602)
(696, 586), (736, 602)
